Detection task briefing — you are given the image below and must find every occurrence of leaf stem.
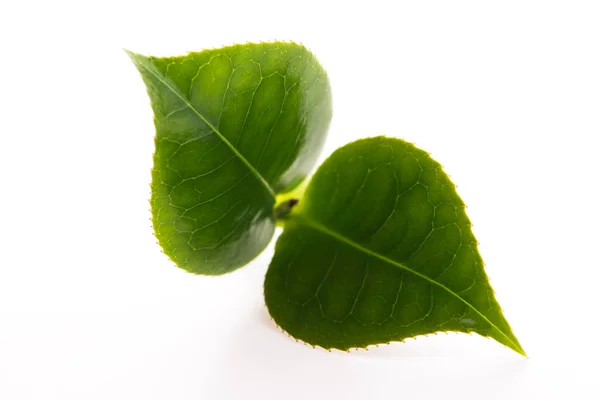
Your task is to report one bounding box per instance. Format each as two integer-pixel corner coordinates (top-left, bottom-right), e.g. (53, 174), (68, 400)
(273, 179), (309, 225)
(274, 199), (300, 221)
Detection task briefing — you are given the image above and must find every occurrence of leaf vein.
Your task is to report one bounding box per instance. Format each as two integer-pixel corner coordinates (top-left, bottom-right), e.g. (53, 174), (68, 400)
(132, 54), (276, 198)
(295, 215), (523, 353)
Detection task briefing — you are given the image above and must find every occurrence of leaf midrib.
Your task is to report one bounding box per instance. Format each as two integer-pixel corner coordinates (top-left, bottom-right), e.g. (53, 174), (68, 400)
(294, 214), (526, 356)
(129, 52), (276, 199)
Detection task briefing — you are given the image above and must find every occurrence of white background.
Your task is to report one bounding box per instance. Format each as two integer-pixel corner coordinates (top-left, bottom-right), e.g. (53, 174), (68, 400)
(1, 0), (599, 398)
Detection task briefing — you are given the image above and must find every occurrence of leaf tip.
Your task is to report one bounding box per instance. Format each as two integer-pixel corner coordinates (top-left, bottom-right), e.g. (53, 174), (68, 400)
(124, 49), (150, 70)
(123, 48), (139, 62)
(510, 340), (527, 357)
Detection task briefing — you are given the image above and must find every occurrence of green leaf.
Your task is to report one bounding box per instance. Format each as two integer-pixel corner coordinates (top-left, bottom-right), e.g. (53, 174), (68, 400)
(265, 137), (525, 355)
(127, 42), (332, 275)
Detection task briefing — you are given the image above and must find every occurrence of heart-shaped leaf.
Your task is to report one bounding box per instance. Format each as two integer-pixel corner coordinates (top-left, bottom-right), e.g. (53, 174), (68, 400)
(127, 42), (332, 275)
(265, 137), (525, 355)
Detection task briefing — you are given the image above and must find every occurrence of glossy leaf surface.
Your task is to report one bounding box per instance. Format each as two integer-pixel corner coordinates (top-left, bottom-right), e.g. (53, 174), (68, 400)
(128, 42), (332, 275)
(265, 137), (525, 355)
